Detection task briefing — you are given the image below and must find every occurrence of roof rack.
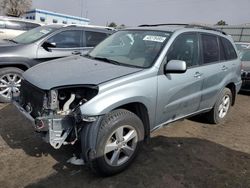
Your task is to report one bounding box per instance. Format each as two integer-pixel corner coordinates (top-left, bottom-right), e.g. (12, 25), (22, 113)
(138, 23), (188, 27)
(186, 24), (227, 35)
(64, 24), (116, 31)
(138, 23), (227, 35)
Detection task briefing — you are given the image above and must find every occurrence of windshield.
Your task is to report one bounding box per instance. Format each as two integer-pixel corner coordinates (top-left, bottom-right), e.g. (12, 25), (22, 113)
(88, 30), (171, 68)
(240, 50), (250, 61)
(13, 26), (58, 44)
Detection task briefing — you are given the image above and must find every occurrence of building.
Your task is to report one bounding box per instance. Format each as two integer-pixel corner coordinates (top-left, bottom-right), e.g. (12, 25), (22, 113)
(215, 24), (250, 42)
(24, 9), (90, 25)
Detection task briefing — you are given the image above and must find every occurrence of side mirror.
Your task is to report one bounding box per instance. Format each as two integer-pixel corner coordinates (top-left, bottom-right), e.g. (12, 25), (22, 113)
(164, 60), (187, 74)
(42, 41), (56, 52)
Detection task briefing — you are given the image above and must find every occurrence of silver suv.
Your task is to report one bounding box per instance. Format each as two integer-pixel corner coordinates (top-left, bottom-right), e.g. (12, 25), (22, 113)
(14, 24), (242, 176)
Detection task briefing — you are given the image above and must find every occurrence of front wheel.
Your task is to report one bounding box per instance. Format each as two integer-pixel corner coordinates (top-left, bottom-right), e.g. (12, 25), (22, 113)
(206, 88), (232, 124)
(90, 109), (145, 176)
(0, 67), (23, 103)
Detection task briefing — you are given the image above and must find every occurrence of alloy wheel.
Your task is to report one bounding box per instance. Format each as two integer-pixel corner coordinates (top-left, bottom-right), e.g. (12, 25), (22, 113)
(0, 73), (22, 100)
(104, 125), (138, 167)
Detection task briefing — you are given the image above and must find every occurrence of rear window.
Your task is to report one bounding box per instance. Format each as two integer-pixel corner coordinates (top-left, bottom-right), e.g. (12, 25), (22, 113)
(5, 20), (40, 31)
(220, 37), (237, 60)
(5, 21), (26, 30)
(201, 34), (220, 64)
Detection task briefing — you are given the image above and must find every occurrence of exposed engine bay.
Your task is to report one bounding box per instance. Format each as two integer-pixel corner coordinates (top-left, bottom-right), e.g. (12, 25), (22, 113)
(17, 80), (98, 149)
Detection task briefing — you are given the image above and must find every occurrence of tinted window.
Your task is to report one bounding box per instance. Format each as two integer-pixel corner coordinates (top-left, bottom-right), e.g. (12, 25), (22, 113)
(25, 22), (40, 30)
(47, 30), (82, 48)
(221, 37), (237, 60)
(85, 31), (108, 47)
(219, 38), (226, 61)
(201, 34), (219, 64)
(167, 33), (199, 67)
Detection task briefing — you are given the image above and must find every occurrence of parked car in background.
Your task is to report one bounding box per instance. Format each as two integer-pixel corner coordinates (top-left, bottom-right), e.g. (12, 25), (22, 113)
(0, 24), (115, 102)
(235, 42), (250, 51)
(0, 16), (42, 41)
(240, 49), (250, 91)
(14, 24), (242, 176)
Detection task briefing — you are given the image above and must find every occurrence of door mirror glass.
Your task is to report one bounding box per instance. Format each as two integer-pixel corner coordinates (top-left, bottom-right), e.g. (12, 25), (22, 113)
(164, 60), (187, 74)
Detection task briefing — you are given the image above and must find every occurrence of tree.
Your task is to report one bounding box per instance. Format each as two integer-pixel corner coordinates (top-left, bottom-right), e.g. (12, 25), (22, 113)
(0, 0), (32, 17)
(108, 22), (117, 28)
(216, 20), (228, 26)
(118, 24), (126, 29)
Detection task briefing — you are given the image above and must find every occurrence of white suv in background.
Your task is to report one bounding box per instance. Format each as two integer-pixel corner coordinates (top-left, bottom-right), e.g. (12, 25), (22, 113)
(0, 16), (41, 41)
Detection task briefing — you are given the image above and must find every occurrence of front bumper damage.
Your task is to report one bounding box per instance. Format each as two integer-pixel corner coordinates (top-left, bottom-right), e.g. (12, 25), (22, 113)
(13, 101), (78, 149)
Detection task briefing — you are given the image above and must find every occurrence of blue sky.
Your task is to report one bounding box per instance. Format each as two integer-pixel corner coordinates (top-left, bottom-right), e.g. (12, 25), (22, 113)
(32, 0), (250, 26)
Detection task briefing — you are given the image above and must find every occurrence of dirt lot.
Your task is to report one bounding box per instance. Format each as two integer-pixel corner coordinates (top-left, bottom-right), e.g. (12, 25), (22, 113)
(0, 93), (250, 188)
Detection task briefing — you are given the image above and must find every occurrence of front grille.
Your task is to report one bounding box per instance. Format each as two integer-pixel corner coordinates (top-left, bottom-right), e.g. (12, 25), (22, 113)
(19, 80), (46, 118)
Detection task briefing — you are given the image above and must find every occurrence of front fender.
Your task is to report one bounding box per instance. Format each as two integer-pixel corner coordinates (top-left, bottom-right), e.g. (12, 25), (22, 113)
(79, 76), (158, 125)
(0, 57), (36, 68)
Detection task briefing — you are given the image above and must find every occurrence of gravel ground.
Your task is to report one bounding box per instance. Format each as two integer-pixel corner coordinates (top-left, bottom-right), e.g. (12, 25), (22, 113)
(0, 92), (250, 188)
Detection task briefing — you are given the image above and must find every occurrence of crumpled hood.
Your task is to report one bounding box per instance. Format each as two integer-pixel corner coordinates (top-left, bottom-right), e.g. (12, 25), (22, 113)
(23, 55), (142, 90)
(242, 61), (250, 72)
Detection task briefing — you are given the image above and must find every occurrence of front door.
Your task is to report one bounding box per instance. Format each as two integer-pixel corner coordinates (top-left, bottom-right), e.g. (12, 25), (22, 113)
(155, 33), (203, 126)
(37, 29), (85, 59)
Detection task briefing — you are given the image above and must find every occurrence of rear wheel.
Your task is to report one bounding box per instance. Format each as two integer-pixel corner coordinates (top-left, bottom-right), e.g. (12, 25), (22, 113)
(0, 67), (23, 103)
(90, 109), (144, 176)
(206, 88), (232, 124)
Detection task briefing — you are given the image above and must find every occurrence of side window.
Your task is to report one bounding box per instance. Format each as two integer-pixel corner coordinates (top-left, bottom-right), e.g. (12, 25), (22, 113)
(221, 37), (237, 60)
(85, 31), (108, 47)
(47, 30), (83, 48)
(167, 33), (199, 68)
(201, 34), (219, 64)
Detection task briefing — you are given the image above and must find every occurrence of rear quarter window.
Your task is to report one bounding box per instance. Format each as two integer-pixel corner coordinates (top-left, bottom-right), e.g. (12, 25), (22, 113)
(220, 37), (237, 60)
(201, 34), (220, 64)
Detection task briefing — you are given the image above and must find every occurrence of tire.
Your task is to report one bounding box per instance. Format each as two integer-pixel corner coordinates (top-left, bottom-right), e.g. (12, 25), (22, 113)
(0, 67), (23, 103)
(206, 88), (232, 124)
(90, 109), (145, 176)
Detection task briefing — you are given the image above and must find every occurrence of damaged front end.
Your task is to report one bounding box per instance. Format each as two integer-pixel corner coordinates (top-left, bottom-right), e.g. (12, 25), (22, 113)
(14, 80), (98, 149)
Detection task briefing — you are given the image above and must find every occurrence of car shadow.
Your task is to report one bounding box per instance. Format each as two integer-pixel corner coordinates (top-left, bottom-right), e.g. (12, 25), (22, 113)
(239, 90), (250, 96)
(1, 105), (250, 188)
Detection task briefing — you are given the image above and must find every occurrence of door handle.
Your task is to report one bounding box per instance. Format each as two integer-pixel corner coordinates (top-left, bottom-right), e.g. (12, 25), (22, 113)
(72, 51), (81, 55)
(194, 72), (203, 78)
(222, 65), (228, 71)
(0, 31), (4, 34)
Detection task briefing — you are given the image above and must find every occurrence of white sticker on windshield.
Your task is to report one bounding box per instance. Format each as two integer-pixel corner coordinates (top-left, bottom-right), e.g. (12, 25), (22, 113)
(143, 35), (166, 43)
(40, 29), (50, 34)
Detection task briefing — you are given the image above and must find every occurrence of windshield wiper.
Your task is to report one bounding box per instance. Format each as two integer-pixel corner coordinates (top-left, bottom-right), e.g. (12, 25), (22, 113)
(4, 39), (18, 44)
(89, 56), (121, 66)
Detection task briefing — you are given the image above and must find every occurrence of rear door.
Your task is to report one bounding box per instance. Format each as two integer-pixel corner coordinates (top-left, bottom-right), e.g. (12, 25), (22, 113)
(156, 32), (203, 125)
(198, 34), (238, 110)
